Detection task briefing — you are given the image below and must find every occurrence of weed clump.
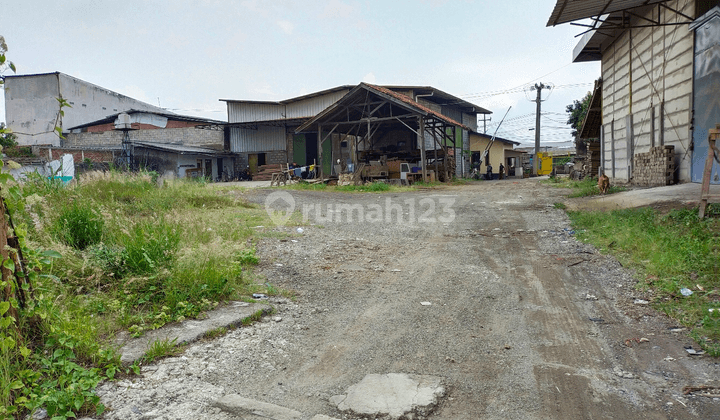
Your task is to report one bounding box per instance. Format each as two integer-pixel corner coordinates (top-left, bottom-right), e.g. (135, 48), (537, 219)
(50, 201), (104, 250)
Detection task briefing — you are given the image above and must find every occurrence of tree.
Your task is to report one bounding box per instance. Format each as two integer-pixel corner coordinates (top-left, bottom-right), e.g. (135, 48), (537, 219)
(566, 91), (593, 139)
(0, 123), (17, 149)
(0, 36), (17, 148)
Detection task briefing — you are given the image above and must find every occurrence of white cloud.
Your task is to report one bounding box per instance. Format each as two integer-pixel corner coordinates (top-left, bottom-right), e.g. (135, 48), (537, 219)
(362, 72), (376, 84)
(277, 20), (294, 35)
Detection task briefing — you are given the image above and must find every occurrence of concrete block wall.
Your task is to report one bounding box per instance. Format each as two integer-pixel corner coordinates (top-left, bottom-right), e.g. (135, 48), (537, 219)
(233, 151), (288, 174)
(632, 145), (675, 186)
(63, 127), (224, 149)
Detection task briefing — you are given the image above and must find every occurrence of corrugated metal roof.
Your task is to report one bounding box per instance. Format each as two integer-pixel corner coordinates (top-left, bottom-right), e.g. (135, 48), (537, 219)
(220, 85), (355, 105)
(365, 84), (471, 130)
(547, 0), (667, 26)
(296, 83), (470, 133)
(131, 141), (227, 155)
(471, 132), (521, 146)
(579, 79), (603, 139)
(66, 109), (225, 130)
(383, 85), (492, 114)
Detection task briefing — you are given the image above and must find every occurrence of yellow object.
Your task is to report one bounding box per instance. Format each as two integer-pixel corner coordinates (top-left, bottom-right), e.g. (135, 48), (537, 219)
(537, 153), (553, 175)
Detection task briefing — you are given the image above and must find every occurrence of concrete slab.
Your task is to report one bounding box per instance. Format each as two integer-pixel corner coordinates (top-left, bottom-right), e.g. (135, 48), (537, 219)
(214, 394), (303, 420)
(117, 301), (270, 364)
(310, 415), (341, 420)
(330, 373), (445, 419)
(565, 182), (720, 211)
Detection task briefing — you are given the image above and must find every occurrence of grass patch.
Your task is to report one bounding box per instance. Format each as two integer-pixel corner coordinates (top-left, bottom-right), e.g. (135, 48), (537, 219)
(241, 309), (267, 326)
(542, 176), (626, 197)
(141, 338), (183, 364)
(204, 326), (228, 340)
(569, 205), (720, 356)
(553, 202), (567, 210)
(50, 200), (104, 250)
(1, 170), (276, 418)
(335, 182), (391, 192)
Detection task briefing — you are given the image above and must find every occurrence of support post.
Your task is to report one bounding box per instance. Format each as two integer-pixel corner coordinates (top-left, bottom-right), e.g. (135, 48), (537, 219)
(318, 124), (323, 178)
(611, 120), (616, 179)
(420, 116), (427, 183)
(699, 125), (720, 219)
(626, 114), (634, 181)
(533, 83), (545, 176)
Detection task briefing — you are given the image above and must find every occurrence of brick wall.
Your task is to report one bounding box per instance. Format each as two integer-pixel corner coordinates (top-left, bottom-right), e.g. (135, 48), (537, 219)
(33, 146), (117, 166)
(632, 146), (675, 187)
(64, 127), (224, 149)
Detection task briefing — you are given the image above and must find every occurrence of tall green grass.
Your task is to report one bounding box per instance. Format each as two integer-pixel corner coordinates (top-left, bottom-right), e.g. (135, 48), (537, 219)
(570, 205), (720, 355)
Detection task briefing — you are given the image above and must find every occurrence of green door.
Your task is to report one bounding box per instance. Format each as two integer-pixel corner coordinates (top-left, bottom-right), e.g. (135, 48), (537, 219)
(322, 138), (332, 176)
(293, 134), (306, 166)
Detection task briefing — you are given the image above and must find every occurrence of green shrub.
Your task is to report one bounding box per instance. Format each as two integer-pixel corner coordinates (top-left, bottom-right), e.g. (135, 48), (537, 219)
(51, 202), (104, 250)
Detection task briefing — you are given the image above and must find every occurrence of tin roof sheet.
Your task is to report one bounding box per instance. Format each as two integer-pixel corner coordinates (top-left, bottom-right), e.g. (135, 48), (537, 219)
(547, 0), (666, 26)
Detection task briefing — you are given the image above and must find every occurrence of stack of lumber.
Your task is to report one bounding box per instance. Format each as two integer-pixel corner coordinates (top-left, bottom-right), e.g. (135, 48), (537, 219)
(254, 164), (284, 181)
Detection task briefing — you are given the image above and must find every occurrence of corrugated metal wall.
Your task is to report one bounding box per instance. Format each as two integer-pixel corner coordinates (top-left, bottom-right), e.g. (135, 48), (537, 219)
(230, 126), (286, 152)
(227, 90), (351, 152)
(601, 0), (694, 182)
(227, 103), (284, 123)
(284, 90), (349, 119)
(691, 6), (720, 183)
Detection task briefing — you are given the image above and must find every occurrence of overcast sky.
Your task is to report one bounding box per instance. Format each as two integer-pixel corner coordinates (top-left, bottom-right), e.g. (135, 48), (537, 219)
(1, 0), (600, 146)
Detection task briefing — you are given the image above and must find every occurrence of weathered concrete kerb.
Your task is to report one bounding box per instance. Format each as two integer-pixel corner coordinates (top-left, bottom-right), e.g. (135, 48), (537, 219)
(117, 301), (271, 364)
(330, 373), (445, 419)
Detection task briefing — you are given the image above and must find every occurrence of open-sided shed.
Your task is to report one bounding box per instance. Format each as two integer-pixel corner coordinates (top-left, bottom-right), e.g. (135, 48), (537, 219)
(296, 83), (471, 182)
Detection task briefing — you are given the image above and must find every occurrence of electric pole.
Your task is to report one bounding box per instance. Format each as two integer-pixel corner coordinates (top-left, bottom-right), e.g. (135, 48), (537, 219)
(532, 83), (549, 176)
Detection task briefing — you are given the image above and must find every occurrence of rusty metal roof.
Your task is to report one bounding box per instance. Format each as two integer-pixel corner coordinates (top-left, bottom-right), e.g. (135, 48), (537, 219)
(547, 0), (667, 26)
(365, 84), (470, 130)
(296, 83), (470, 133)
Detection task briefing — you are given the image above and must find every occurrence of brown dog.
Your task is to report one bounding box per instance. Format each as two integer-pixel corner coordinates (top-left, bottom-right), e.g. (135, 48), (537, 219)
(598, 173), (610, 194)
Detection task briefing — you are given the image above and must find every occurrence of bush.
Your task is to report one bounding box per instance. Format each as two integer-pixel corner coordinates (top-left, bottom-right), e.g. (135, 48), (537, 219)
(51, 202), (104, 250)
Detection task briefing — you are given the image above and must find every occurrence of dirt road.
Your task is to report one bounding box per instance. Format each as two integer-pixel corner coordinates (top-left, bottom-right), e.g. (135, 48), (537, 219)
(96, 178), (718, 419)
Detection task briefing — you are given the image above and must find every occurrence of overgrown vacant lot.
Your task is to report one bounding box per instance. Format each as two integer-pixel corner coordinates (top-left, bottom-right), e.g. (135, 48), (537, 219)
(2, 171), (277, 418)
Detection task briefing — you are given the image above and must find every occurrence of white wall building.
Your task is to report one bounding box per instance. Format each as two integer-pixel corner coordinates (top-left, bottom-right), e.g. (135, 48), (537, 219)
(548, 0), (720, 184)
(4, 72), (167, 147)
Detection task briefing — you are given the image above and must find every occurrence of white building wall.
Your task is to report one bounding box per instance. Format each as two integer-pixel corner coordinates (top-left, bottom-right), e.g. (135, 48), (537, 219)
(601, 0), (695, 182)
(4, 73), (165, 147)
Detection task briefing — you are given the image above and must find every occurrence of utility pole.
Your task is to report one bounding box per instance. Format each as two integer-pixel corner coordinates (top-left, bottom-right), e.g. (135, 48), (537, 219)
(532, 83), (549, 176)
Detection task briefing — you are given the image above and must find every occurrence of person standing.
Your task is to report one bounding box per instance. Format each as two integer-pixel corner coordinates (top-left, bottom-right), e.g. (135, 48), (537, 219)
(499, 163), (505, 180)
(486, 163), (493, 180)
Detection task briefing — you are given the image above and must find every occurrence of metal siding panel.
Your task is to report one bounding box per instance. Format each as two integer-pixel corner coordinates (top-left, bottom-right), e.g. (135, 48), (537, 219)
(284, 90), (348, 119)
(691, 12), (720, 184)
(227, 103), (283, 123)
(230, 126), (286, 152)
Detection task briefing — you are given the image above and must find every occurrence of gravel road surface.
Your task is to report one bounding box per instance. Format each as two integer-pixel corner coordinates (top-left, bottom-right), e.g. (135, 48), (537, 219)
(94, 178), (719, 419)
